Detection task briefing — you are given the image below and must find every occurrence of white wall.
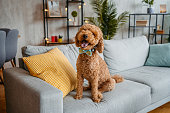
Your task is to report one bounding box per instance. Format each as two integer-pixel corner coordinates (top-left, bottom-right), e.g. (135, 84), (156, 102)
(0, 0), (169, 67)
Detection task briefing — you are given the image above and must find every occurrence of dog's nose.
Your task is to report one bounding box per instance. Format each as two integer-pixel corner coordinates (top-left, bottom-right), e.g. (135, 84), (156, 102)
(83, 34), (88, 39)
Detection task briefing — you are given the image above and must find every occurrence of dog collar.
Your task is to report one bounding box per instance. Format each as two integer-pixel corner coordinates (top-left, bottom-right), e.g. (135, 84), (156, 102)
(79, 48), (95, 56)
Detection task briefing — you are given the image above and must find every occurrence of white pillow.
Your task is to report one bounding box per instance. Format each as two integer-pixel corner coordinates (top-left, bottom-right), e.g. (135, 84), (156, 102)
(104, 36), (149, 73)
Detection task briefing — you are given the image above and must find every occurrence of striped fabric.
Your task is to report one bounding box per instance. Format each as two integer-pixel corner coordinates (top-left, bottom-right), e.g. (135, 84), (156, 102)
(23, 47), (77, 97)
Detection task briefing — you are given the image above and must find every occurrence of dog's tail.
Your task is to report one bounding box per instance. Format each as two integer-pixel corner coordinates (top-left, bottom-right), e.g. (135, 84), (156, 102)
(111, 75), (124, 83)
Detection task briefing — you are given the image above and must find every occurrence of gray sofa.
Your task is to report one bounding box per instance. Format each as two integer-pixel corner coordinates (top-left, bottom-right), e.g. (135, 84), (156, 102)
(0, 28), (19, 65)
(3, 36), (170, 113)
(0, 29), (19, 83)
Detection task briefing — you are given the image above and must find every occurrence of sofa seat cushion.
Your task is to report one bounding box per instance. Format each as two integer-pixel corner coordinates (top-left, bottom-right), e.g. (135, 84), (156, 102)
(115, 66), (170, 103)
(63, 80), (151, 113)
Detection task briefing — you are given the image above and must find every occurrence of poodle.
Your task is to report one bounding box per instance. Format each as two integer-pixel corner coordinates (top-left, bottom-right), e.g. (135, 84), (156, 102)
(74, 24), (124, 103)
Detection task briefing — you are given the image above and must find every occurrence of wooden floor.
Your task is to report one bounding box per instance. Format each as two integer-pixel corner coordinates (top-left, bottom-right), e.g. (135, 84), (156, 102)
(0, 84), (6, 113)
(0, 70), (170, 113)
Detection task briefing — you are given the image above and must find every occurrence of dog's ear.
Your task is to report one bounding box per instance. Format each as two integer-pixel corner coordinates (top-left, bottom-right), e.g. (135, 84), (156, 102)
(96, 27), (104, 53)
(75, 30), (80, 47)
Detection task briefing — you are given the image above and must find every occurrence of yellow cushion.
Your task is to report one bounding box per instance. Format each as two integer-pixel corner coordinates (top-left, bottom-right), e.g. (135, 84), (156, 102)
(23, 47), (77, 97)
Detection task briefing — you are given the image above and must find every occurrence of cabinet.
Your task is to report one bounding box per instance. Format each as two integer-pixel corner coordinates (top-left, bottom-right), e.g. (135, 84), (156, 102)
(128, 13), (170, 44)
(42, 0), (84, 46)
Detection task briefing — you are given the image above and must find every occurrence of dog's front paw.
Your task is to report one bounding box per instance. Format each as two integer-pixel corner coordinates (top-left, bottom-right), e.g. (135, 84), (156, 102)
(92, 92), (103, 103)
(98, 92), (103, 99)
(93, 97), (101, 103)
(74, 95), (82, 100)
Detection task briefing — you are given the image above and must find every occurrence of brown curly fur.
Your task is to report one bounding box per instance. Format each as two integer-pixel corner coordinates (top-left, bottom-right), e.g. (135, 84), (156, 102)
(74, 24), (124, 103)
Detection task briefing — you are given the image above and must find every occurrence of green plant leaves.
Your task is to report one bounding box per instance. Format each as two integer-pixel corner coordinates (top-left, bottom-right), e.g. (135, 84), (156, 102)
(142, 0), (154, 6)
(86, 0), (129, 40)
(117, 11), (129, 27)
(71, 11), (78, 17)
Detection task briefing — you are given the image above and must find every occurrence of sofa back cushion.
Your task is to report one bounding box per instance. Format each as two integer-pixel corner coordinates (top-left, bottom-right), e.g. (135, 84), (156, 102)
(103, 36), (149, 73)
(22, 44), (79, 70)
(22, 44), (104, 70)
(145, 43), (170, 67)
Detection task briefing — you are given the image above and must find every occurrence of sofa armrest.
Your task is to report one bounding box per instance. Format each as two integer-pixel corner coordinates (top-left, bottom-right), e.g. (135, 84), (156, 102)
(3, 67), (63, 113)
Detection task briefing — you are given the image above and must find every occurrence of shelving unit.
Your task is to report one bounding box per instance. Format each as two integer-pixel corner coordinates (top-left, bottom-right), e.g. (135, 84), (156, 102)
(128, 13), (170, 44)
(43, 0), (84, 46)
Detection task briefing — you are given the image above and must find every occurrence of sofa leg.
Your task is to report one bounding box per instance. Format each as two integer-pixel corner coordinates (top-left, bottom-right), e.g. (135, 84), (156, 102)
(0, 68), (4, 85)
(2, 65), (4, 70)
(11, 59), (16, 67)
(13, 57), (16, 66)
(0, 77), (4, 85)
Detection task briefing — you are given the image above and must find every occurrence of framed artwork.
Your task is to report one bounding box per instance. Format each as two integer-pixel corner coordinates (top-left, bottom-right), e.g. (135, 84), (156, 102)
(48, 0), (62, 17)
(160, 4), (167, 13)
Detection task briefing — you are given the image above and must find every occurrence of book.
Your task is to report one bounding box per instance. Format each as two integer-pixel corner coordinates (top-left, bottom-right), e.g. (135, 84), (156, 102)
(156, 30), (164, 34)
(136, 20), (148, 26)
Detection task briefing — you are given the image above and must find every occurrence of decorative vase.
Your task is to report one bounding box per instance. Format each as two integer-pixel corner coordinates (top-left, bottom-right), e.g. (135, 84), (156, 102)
(55, 36), (58, 42)
(147, 7), (154, 14)
(73, 17), (77, 26)
(73, 21), (76, 26)
(51, 35), (55, 42)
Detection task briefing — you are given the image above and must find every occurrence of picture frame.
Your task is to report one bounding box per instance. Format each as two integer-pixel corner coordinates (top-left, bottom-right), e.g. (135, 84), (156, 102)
(160, 4), (167, 13)
(47, 0), (62, 17)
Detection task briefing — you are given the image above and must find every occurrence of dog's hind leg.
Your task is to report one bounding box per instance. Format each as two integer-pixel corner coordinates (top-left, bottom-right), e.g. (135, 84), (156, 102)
(111, 74), (124, 83)
(98, 78), (116, 93)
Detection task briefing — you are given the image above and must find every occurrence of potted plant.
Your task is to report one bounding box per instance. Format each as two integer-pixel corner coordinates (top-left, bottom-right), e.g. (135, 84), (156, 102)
(85, 0), (129, 40)
(58, 35), (63, 43)
(142, 0), (154, 13)
(71, 11), (78, 26)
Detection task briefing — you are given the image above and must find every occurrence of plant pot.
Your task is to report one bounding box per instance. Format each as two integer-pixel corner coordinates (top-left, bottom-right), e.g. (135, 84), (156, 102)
(58, 38), (62, 43)
(147, 7), (154, 14)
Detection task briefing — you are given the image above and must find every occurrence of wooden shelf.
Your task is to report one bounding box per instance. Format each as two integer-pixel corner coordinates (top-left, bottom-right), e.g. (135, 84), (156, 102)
(47, 42), (69, 44)
(46, 16), (67, 18)
(130, 13), (170, 15)
(68, 1), (84, 3)
(150, 33), (170, 35)
(46, 42), (75, 44)
(69, 25), (82, 27)
(130, 26), (156, 28)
